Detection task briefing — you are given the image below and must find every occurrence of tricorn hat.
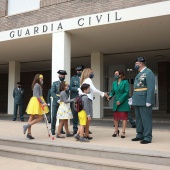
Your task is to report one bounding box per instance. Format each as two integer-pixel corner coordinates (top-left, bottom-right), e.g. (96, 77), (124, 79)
(136, 57), (146, 62)
(17, 82), (22, 85)
(76, 65), (84, 71)
(57, 70), (67, 75)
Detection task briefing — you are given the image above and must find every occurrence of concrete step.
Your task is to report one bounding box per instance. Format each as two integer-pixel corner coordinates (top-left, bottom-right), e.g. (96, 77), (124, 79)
(0, 137), (169, 166)
(0, 144), (169, 170)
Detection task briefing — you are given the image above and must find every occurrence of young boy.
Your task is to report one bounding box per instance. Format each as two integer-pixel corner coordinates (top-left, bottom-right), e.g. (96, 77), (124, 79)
(74, 83), (90, 142)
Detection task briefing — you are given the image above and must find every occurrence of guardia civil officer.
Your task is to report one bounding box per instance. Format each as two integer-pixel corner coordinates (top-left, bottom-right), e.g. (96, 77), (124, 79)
(13, 82), (24, 121)
(130, 57), (155, 144)
(70, 65), (84, 134)
(51, 70), (67, 136)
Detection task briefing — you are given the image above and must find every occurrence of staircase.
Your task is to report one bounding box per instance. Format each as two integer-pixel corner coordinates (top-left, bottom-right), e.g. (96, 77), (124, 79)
(0, 137), (169, 170)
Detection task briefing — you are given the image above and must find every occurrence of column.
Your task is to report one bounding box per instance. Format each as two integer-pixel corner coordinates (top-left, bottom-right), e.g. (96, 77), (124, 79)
(8, 61), (20, 114)
(91, 52), (104, 118)
(52, 32), (71, 83)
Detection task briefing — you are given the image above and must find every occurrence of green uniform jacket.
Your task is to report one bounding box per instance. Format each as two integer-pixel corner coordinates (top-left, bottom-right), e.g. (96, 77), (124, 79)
(132, 67), (155, 106)
(51, 81), (61, 106)
(51, 80), (69, 106)
(69, 75), (80, 99)
(109, 79), (130, 112)
(13, 88), (24, 104)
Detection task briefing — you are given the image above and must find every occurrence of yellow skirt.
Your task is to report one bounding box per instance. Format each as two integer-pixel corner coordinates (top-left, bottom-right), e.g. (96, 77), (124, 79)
(26, 96), (49, 115)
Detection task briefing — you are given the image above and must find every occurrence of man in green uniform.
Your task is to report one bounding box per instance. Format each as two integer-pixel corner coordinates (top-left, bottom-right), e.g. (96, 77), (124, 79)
(51, 70), (67, 136)
(70, 65), (84, 134)
(131, 57), (155, 144)
(13, 82), (24, 121)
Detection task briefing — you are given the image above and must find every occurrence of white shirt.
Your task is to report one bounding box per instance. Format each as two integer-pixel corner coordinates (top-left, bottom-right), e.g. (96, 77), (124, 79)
(140, 67), (146, 72)
(78, 78), (104, 100)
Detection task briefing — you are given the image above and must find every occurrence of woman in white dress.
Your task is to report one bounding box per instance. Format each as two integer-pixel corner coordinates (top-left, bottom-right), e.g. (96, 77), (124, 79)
(79, 68), (108, 139)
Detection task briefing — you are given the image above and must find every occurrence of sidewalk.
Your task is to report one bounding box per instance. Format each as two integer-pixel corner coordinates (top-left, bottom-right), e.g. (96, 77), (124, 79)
(0, 120), (170, 154)
(0, 156), (81, 170)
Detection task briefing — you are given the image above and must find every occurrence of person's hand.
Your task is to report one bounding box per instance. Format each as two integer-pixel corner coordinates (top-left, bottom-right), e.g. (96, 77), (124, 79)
(104, 93), (108, 98)
(128, 98), (133, 105)
(43, 103), (47, 106)
(116, 101), (120, 105)
(107, 96), (111, 101)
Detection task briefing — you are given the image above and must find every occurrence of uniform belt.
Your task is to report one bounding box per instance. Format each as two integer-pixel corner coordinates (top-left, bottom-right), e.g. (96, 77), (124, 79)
(134, 88), (147, 92)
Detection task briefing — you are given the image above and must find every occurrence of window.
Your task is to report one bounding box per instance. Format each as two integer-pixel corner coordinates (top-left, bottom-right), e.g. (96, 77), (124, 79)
(8, 0), (40, 16)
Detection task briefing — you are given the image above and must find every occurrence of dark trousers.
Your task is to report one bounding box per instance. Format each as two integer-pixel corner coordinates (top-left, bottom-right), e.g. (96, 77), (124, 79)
(48, 106), (51, 122)
(135, 106), (152, 142)
(128, 112), (136, 127)
(51, 105), (59, 135)
(71, 102), (78, 133)
(13, 104), (24, 120)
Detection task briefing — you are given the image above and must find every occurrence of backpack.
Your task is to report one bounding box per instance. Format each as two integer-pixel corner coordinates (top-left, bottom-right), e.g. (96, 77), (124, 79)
(74, 95), (86, 112)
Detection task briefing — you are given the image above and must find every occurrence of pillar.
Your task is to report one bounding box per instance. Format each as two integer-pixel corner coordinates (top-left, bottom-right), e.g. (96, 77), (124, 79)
(91, 52), (104, 118)
(8, 61), (20, 114)
(52, 32), (71, 84)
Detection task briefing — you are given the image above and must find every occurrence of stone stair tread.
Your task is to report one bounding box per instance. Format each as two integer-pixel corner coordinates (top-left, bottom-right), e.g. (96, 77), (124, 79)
(0, 137), (170, 158)
(0, 145), (169, 170)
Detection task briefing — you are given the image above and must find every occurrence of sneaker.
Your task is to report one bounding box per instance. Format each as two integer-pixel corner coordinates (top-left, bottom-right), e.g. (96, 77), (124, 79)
(27, 133), (34, 139)
(66, 133), (74, 137)
(74, 134), (79, 140)
(79, 137), (89, 142)
(60, 130), (65, 134)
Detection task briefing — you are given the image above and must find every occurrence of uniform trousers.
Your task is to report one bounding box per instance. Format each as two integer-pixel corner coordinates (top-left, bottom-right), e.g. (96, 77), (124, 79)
(71, 102), (78, 133)
(13, 104), (24, 120)
(135, 106), (152, 142)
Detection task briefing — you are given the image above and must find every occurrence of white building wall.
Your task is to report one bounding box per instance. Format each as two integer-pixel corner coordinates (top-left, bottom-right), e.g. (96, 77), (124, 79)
(8, 0), (40, 16)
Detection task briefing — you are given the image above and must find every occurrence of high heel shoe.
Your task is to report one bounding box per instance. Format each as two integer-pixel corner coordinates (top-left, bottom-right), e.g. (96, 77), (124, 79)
(112, 130), (119, 137)
(121, 132), (126, 138)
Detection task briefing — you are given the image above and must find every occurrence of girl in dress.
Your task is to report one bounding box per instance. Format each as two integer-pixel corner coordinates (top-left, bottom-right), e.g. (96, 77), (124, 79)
(23, 74), (49, 139)
(57, 81), (75, 138)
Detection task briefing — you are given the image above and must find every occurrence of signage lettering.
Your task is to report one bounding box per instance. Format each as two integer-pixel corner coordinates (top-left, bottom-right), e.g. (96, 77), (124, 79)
(8, 11), (122, 39)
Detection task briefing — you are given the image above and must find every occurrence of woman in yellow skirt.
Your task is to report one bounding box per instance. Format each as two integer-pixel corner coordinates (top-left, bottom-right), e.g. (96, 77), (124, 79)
(23, 74), (49, 139)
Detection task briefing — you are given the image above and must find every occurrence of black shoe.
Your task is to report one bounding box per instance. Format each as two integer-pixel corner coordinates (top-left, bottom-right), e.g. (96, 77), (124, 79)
(131, 137), (143, 141)
(85, 135), (93, 140)
(13, 118), (16, 121)
(132, 125), (136, 128)
(20, 119), (24, 122)
(112, 130), (119, 137)
(121, 132), (125, 138)
(60, 130), (65, 134)
(89, 130), (92, 134)
(73, 131), (77, 135)
(140, 140), (151, 144)
(27, 133), (34, 139)
(48, 121), (51, 123)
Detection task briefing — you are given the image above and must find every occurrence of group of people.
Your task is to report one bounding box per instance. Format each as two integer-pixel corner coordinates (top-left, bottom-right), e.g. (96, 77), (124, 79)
(20, 56), (155, 144)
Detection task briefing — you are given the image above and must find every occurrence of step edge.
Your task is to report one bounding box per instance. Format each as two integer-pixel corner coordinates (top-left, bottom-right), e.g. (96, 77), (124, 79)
(0, 137), (169, 158)
(0, 145), (166, 170)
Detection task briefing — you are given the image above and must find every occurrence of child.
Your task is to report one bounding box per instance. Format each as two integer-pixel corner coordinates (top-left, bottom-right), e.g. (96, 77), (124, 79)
(23, 74), (49, 139)
(74, 83), (91, 142)
(57, 81), (75, 138)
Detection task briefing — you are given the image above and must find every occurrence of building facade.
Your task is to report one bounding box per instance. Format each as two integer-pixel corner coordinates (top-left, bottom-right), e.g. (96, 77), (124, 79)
(0, 0), (170, 118)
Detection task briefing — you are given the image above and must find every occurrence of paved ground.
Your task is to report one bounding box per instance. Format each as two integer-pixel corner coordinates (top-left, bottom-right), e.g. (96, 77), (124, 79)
(0, 115), (170, 169)
(0, 156), (81, 170)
